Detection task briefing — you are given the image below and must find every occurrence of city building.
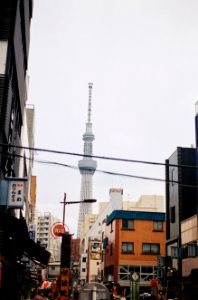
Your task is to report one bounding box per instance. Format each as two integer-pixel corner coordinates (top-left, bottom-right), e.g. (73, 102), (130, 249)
(47, 261), (61, 279)
(36, 211), (62, 262)
(23, 104), (35, 222)
(165, 146), (197, 298)
(77, 83), (97, 238)
(181, 215), (198, 278)
(165, 104), (198, 299)
(0, 0), (32, 179)
(79, 188), (165, 290)
(70, 238), (81, 288)
(104, 210), (166, 293)
(0, 2), (50, 299)
(80, 188), (123, 283)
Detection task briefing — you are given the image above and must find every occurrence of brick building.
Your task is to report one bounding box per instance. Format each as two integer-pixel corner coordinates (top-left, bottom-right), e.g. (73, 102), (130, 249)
(104, 210), (166, 295)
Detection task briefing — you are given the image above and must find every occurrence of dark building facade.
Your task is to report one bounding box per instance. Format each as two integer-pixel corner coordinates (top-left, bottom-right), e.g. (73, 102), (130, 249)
(166, 147), (197, 245)
(0, 2), (50, 300)
(0, 0), (33, 178)
(165, 147), (198, 298)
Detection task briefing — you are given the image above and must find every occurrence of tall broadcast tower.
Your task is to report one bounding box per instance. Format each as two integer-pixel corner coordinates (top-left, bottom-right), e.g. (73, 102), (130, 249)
(77, 83), (97, 238)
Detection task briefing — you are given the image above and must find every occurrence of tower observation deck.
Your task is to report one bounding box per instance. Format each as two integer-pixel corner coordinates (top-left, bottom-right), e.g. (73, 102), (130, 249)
(77, 83), (97, 238)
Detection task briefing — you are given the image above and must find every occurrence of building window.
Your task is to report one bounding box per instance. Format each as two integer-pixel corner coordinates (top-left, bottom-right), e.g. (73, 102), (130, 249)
(82, 268), (86, 272)
(122, 219), (134, 230)
(82, 257), (86, 263)
(153, 221), (163, 231)
(110, 244), (113, 256)
(170, 206), (175, 223)
(110, 222), (113, 232)
(187, 243), (197, 257)
(171, 168), (175, 186)
(142, 243), (160, 254)
(121, 242), (134, 254)
(171, 246), (178, 258)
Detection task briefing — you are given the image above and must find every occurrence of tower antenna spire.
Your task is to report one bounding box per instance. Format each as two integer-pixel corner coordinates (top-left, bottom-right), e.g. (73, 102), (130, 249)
(88, 82), (93, 123)
(77, 82), (97, 238)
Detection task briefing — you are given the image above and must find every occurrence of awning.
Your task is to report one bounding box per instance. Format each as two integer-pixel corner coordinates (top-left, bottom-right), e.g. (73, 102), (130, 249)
(24, 238), (50, 267)
(0, 210), (50, 267)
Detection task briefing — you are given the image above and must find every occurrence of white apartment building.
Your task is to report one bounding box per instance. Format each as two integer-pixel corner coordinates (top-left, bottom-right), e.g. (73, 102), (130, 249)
(80, 188), (123, 282)
(36, 211), (62, 262)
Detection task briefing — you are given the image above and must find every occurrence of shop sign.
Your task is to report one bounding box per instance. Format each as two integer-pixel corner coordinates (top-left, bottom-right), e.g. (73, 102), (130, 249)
(29, 224), (36, 241)
(51, 223), (66, 237)
(90, 241), (101, 260)
(7, 179), (26, 208)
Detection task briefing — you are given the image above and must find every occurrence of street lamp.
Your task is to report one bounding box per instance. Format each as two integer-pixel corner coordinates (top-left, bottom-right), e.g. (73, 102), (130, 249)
(59, 193), (97, 299)
(60, 192), (97, 226)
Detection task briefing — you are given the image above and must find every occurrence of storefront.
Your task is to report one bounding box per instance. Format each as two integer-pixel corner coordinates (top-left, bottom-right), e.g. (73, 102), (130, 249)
(0, 209), (50, 300)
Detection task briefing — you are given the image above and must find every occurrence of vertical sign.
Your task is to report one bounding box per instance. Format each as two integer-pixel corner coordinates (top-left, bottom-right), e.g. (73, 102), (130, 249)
(90, 241), (101, 260)
(60, 267), (70, 299)
(28, 224), (36, 241)
(7, 180), (25, 208)
(60, 234), (71, 299)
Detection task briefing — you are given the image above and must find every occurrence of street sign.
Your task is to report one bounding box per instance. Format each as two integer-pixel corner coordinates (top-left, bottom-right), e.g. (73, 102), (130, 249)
(131, 272), (140, 282)
(51, 222), (66, 237)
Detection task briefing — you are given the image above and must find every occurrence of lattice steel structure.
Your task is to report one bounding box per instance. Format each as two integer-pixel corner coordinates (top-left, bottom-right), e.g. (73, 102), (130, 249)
(77, 83), (97, 237)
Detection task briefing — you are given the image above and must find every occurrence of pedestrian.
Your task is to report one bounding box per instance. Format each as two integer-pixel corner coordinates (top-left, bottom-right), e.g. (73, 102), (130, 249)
(73, 289), (79, 300)
(157, 281), (164, 299)
(32, 293), (46, 300)
(150, 277), (158, 300)
(59, 290), (67, 300)
(120, 290), (126, 300)
(45, 289), (54, 300)
(53, 291), (60, 300)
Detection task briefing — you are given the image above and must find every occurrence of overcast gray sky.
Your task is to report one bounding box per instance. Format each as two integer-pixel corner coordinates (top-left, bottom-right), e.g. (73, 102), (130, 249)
(28, 0), (198, 236)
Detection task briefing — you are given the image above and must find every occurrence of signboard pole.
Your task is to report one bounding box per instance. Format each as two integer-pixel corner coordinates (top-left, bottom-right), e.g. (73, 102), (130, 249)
(131, 272), (140, 300)
(130, 273), (132, 300)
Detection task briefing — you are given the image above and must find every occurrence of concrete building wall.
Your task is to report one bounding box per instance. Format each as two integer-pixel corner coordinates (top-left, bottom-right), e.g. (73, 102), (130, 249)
(80, 189), (123, 282)
(181, 215), (198, 244)
(36, 211), (61, 262)
(124, 195), (164, 212)
(181, 215), (198, 277)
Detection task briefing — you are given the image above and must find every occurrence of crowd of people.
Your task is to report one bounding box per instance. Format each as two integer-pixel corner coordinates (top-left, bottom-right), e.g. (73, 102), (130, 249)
(31, 289), (70, 300)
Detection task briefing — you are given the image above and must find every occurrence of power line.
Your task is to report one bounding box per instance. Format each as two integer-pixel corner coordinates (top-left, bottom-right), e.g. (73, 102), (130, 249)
(0, 142), (197, 169)
(0, 151), (197, 188)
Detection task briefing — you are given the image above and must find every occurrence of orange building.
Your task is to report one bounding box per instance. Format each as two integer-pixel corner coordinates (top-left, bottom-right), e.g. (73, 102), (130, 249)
(103, 210), (166, 291)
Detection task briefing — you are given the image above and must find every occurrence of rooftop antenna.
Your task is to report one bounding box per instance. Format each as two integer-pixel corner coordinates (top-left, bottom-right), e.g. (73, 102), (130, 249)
(88, 82), (93, 123)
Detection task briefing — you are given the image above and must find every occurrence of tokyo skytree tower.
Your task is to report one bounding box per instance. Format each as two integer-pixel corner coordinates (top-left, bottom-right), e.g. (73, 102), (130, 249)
(77, 83), (97, 238)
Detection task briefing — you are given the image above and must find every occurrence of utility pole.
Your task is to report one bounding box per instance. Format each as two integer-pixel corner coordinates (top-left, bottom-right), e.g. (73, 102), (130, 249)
(59, 194), (96, 299)
(62, 192), (67, 226)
